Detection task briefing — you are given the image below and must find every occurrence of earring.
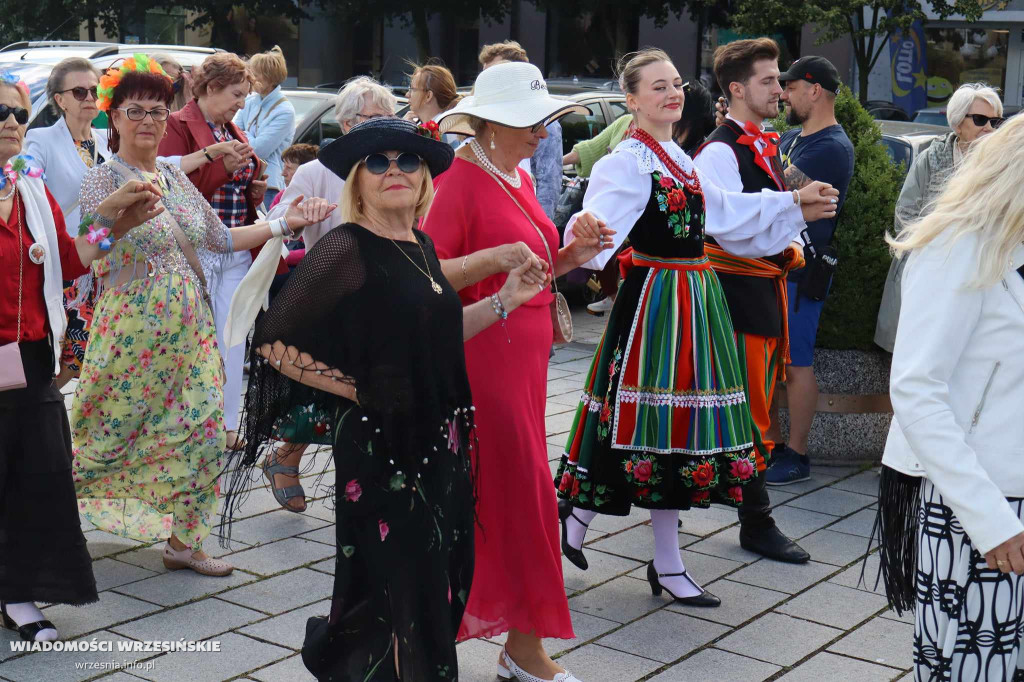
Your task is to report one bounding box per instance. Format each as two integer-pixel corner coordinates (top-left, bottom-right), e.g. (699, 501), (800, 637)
(490, 133), (496, 151)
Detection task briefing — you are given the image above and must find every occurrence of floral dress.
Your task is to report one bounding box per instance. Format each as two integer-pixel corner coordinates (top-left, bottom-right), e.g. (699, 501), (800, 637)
(555, 134), (805, 515)
(71, 157), (232, 550)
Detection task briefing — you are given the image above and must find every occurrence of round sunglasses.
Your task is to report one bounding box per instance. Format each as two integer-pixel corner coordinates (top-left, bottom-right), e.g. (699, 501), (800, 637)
(363, 152), (422, 174)
(968, 113), (1005, 128)
(0, 104), (29, 125)
(58, 86), (98, 102)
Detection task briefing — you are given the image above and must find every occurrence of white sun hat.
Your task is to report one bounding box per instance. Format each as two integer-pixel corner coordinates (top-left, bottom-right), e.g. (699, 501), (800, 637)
(437, 62), (588, 135)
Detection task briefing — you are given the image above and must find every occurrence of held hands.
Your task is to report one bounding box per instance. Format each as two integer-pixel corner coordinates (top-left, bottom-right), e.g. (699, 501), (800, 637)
(98, 180), (164, 237)
(251, 175), (268, 203)
(495, 241), (549, 286)
(221, 141), (254, 173)
(984, 531), (1024, 575)
(797, 182), (840, 222)
(283, 194), (337, 234)
(498, 258), (553, 312)
(569, 211), (616, 266)
(715, 97), (728, 127)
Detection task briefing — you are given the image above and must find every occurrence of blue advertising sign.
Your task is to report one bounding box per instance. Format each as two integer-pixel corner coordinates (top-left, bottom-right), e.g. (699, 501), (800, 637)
(889, 20), (928, 114)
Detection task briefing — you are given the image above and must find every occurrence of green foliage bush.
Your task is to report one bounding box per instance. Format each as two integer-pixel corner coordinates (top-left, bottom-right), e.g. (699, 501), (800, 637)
(772, 85), (904, 350)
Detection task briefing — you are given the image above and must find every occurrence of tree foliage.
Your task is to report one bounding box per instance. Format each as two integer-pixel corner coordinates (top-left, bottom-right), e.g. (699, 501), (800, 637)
(732, 0), (988, 103)
(772, 85), (905, 350)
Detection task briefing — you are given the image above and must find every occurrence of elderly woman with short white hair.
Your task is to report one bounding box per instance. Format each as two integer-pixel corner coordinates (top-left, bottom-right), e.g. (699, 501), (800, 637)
(875, 83), (1004, 351)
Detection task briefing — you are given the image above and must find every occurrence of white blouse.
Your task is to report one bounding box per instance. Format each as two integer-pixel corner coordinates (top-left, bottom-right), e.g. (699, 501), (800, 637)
(565, 138), (805, 270)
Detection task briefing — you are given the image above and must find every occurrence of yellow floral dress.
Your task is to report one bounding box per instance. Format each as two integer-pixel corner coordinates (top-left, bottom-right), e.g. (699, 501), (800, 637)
(72, 157), (232, 550)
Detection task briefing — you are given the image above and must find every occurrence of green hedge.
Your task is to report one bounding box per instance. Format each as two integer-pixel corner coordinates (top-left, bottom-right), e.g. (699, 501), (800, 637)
(772, 86), (904, 350)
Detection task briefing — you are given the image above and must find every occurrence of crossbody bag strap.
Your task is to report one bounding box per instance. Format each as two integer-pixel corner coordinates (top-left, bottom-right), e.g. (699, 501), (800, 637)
(473, 161), (561, 296)
(105, 160), (209, 293)
(250, 97), (288, 138)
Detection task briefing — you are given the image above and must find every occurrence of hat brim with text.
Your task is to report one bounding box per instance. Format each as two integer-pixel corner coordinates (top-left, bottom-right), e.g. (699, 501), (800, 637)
(437, 62), (588, 136)
(317, 116), (455, 180)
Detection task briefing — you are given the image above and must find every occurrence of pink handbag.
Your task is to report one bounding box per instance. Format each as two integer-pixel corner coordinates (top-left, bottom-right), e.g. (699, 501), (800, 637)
(1, 191), (28, 391)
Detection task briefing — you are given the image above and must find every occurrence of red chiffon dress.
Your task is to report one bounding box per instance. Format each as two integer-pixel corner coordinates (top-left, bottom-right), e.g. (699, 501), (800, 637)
(422, 157), (575, 641)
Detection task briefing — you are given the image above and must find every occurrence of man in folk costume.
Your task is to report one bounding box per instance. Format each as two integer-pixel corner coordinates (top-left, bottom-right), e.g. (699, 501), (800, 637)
(693, 38), (810, 563)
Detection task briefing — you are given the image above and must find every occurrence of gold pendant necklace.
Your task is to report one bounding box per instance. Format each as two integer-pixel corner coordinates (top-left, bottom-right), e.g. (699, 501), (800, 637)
(388, 235), (443, 294)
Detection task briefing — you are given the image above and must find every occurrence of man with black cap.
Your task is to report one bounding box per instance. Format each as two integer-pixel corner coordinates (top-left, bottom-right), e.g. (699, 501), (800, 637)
(765, 56), (855, 485)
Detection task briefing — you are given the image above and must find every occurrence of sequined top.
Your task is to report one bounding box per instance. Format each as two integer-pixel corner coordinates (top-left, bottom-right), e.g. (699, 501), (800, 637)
(79, 156), (233, 296)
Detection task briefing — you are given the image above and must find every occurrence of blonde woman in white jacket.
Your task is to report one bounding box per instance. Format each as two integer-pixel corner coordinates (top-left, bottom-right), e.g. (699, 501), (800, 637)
(878, 113), (1024, 682)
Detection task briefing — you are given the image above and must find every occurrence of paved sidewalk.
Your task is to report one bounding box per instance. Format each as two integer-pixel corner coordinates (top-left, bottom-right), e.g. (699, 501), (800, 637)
(4, 307), (911, 682)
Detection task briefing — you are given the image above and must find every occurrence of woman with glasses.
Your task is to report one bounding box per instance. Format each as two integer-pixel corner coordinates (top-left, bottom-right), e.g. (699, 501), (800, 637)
(159, 52), (272, 454)
(70, 56), (334, 578)
(875, 82), (1005, 352)
(405, 62), (462, 148)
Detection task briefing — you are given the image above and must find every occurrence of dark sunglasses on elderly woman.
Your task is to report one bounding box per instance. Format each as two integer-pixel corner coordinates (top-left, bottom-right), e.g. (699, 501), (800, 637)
(968, 113), (1005, 128)
(58, 86), (98, 102)
(363, 152), (422, 174)
(0, 105), (29, 125)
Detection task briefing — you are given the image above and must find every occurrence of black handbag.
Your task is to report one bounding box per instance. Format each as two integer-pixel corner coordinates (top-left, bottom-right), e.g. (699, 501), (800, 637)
(553, 176), (588, 243)
(797, 227), (838, 303)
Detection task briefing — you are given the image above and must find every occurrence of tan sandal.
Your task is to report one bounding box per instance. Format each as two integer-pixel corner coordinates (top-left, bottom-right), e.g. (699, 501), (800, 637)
(162, 543), (234, 577)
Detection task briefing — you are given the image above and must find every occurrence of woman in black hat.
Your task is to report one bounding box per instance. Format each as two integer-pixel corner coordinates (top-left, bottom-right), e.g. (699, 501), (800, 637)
(222, 116), (551, 681)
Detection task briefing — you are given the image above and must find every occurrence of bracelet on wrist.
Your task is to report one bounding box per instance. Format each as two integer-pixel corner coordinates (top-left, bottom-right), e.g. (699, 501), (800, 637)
(461, 255), (470, 289)
(77, 213), (115, 251)
(94, 211), (115, 230)
(793, 189), (801, 207)
(203, 147), (214, 163)
(490, 292), (511, 344)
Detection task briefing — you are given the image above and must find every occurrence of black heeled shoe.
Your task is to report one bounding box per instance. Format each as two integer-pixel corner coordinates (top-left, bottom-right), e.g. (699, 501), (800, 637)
(646, 561), (721, 607)
(558, 499), (590, 571)
(1, 601), (57, 642)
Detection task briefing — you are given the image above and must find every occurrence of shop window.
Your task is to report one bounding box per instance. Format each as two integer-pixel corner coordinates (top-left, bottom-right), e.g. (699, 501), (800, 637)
(560, 102), (607, 155)
(924, 28), (1009, 105)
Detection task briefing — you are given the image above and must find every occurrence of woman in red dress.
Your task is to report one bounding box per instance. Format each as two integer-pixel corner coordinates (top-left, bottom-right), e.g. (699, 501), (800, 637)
(423, 62), (614, 682)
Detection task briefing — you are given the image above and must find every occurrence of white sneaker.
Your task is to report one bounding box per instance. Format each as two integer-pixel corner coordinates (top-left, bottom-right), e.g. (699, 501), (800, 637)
(498, 648), (583, 682)
(586, 297), (614, 316)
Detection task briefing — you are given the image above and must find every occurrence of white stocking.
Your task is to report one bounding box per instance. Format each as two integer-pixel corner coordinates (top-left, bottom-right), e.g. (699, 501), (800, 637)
(5, 602), (57, 641)
(650, 509), (702, 598)
(565, 508), (597, 551)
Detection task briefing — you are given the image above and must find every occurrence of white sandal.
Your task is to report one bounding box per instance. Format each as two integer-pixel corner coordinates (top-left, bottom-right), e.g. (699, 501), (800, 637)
(162, 542), (234, 577)
(498, 648), (582, 682)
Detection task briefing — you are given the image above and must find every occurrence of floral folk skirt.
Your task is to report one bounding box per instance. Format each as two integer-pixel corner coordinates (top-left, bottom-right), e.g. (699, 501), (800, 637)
(555, 258), (758, 515)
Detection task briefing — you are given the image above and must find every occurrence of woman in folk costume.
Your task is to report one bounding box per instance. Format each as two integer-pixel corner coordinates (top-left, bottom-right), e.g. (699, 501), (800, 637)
(554, 49), (838, 605)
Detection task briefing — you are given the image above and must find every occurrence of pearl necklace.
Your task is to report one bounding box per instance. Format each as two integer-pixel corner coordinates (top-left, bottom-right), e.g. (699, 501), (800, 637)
(469, 138), (521, 188)
(0, 182), (15, 202)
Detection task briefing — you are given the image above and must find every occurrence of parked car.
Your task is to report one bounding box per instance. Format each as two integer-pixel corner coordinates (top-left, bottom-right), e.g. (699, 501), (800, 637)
(876, 120), (949, 174)
(290, 88), (411, 147)
(866, 100), (911, 121)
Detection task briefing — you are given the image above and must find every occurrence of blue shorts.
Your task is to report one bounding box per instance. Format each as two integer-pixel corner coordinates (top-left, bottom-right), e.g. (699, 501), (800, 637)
(786, 280), (825, 367)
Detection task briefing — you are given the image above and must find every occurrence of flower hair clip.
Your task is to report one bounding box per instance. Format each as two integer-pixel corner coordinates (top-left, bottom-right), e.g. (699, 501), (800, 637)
(97, 54), (170, 112)
(77, 213), (115, 251)
(0, 70), (29, 96)
(0, 155), (44, 191)
(417, 120), (442, 142)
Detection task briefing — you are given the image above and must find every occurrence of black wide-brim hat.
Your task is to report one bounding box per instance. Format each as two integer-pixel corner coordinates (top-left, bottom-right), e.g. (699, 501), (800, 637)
(317, 117), (455, 180)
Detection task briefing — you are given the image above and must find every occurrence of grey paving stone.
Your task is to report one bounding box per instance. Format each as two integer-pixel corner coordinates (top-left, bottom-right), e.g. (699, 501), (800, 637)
(114, 546), (173, 574)
(546, 410), (577, 436)
(41, 590), (163, 639)
(768, 504), (840, 540)
(717, 612), (843, 667)
(830, 552), (886, 595)
(554, 643), (662, 681)
(554, 357), (595, 374)
(667, 578), (788, 626)
(828, 616), (916, 669)
(785, 488), (876, 517)
(218, 568), (334, 615)
(297, 525), (335, 546)
(678, 505), (740, 538)
(647, 647), (781, 681)
(546, 367), (580, 381)
(827, 508), (878, 538)
(457, 637), (504, 681)
(96, 674), (150, 682)
(547, 377), (586, 397)
(796, 529), (875, 567)
(776, 582), (889, 629)
(567, 575), (665, 624)
(308, 557), (335, 576)
(550, 347), (593, 365)
(113, 565), (259, 607)
(562, 548), (643, 593)
(768, 488), (799, 508)
(546, 401), (577, 417)
(484, 609), (622, 657)
(213, 511), (331, 547)
(589, 525), (699, 561)
(0, 631), (159, 682)
(223, 538), (335, 577)
(111, 597), (264, 641)
(588, 506), (650, 534)
(878, 607), (915, 624)
(726, 558), (837, 595)
(548, 391), (585, 407)
(777, 651), (903, 682)
(629, 551), (745, 585)
(830, 470), (882, 497)
(219, 488), (305, 520)
(598, 609), (729, 663)
(91, 558), (159, 592)
(247, 653), (312, 682)
(138, 632), (291, 682)
(84, 530), (148, 559)
(240, 600), (332, 651)
(301, 499), (338, 524)
(685, 527), (762, 563)
(765, 471), (839, 495)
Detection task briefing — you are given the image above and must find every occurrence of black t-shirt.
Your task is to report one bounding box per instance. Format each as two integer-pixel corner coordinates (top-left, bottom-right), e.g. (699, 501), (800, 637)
(778, 125), (854, 281)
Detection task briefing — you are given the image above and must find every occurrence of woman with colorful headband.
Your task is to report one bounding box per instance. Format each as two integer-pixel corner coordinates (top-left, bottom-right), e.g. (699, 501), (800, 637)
(70, 55), (334, 577)
(0, 71), (162, 642)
